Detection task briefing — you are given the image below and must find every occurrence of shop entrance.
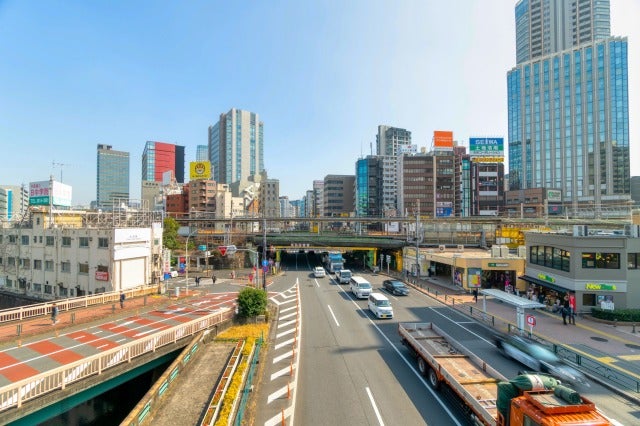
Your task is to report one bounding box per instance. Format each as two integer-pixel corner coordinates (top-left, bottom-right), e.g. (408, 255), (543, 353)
(481, 270), (516, 291)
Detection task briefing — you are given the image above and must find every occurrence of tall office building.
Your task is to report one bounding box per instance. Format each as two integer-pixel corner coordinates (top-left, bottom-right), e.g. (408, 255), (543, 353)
(141, 141), (185, 184)
(96, 144), (130, 208)
(208, 109), (264, 188)
(196, 145), (208, 161)
(376, 125), (412, 157)
(508, 0), (630, 209)
(0, 185), (28, 221)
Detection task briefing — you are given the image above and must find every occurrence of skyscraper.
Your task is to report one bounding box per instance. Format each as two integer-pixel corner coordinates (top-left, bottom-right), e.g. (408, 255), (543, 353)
(196, 145), (208, 161)
(96, 144), (130, 208)
(141, 141), (185, 184)
(208, 108), (264, 188)
(508, 0), (630, 210)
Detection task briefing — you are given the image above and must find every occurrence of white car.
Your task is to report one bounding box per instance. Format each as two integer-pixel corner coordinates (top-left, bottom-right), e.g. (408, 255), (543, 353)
(313, 267), (326, 278)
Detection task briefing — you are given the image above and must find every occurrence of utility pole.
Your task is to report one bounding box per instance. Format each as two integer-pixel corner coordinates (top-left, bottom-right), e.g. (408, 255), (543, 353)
(415, 199), (421, 277)
(262, 218), (267, 291)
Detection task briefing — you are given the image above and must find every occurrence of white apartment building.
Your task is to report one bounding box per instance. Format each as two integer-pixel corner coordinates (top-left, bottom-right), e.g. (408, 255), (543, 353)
(0, 208), (163, 300)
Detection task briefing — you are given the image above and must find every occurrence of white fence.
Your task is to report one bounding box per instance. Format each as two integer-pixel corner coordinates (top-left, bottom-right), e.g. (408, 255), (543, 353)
(0, 306), (234, 413)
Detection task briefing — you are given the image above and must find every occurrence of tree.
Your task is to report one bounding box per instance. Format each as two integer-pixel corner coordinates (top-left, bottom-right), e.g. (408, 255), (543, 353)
(237, 287), (267, 318)
(163, 217), (180, 250)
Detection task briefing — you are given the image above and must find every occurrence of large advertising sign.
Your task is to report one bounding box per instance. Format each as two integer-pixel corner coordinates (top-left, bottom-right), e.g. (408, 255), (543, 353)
(189, 161), (211, 180)
(433, 130), (454, 149)
(469, 137), (504, 156)
(29, 181), (72, 207)
(546, 189), (562, 202)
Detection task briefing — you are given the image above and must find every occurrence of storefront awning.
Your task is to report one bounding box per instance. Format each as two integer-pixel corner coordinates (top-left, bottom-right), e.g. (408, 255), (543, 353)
(479, 288), (546, 309)
(519, 275), (569, 294)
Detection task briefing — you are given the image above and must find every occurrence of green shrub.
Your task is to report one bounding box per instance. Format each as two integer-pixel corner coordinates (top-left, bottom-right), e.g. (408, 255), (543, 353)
(237, 287), (267, 318)
(590, 307), (640, 322)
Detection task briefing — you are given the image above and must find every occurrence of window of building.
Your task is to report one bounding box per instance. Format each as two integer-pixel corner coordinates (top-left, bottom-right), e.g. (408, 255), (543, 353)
(44, 284), (53, 294)
(21, 235), (29, 245)
(0, 257), (2, 265)
(98, 237), (109, 248)
(78, 263), (89, 274)
(33, 236), (37, 243)
(530, 245), (569, 272)
(33, 259), (42, 270)
(97, 264), (109, 272)
(21, 258), (30, 269)
(33, 283), (42, 292)
(46, 236), (54, 246)
(61, 261), (71, 273)
(8, 257), (15, 266)
(8, 235), (17, 244)
(45, 260), (54, 271)
(628, 253), (639, 269)
(62, 237), (71, 247)
(582, 252), (620, 269)
(79, 237), (89, 248)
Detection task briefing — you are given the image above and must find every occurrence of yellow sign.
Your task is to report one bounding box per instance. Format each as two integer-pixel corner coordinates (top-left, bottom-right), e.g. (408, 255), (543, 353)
(585, 283), (617, 291)
(189, 161), (211, 180)
(471, 156), (504, 163)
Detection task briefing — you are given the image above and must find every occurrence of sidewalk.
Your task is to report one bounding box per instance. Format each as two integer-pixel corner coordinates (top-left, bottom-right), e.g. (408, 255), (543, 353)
(403, 274), (640, 402)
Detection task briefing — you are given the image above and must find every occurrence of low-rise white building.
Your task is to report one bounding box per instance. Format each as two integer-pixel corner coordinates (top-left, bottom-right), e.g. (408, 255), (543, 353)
(0, 207), (163, 299)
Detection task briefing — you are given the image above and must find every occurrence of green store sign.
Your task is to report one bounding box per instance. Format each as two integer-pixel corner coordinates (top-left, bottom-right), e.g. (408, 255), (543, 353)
(537, 273), (555, 283)
(585, 283), (617, 291)
(488, 263), (509, 267)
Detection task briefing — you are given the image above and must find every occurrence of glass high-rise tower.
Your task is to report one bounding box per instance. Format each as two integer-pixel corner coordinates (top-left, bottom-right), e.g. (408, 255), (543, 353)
(208, 108), (264, 186)
(508, 0), (629, 210)
(96, 144), (130, 208)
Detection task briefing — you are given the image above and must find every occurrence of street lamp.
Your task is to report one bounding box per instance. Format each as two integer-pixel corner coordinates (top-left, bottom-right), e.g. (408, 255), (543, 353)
(185, 227), (197, 294)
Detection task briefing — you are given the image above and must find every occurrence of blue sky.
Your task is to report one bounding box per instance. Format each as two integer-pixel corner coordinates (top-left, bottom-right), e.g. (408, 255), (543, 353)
(1, 1), (638, 205)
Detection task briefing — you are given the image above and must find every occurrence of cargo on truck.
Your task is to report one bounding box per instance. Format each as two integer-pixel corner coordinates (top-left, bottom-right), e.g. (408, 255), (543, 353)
(399, 322), (612, 426)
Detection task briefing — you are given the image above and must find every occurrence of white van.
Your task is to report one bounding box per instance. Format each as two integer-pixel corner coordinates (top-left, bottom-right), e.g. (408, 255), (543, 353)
(368, 293), (393, 319)
(350, 276), (372, 299)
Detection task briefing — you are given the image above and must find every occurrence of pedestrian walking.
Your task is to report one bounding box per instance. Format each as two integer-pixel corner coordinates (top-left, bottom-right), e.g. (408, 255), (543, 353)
(195, 276), (200, 287)
(472, 288), (478, 303)
(212, 274), (217, 284)
(568, 292), (576, 324)
(51, 303), (59, 324)
(120, 291), (125, 309)
(562, 294), (570, 325)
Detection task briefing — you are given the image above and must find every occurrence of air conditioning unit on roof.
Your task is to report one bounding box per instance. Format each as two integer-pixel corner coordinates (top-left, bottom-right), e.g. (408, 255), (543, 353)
(457, 245), (464, 252)
(438, 245), (445, 252)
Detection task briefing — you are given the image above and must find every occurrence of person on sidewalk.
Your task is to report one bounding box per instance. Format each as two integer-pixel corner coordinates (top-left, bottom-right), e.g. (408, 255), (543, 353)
(51, 303), (59, 325)
(212, 274), (217, 284)
(568, 292), (576, 324)
(119, 291), (125, 309)
(472, 288), (478, 303)
(562, 294), (570, 325)
(195, 276), (200, 287)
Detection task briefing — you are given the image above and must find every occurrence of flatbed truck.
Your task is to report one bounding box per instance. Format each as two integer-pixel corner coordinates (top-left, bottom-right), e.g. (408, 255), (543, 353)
(399, 322), (612, 426)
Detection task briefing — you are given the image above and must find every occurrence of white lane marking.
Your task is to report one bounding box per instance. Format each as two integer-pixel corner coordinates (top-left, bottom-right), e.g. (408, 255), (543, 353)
(347, 297), (464, 426)
(269, 298), (281, 306)
(264, 406), (294, 426)
(279, 305), (297, 313)
(314, 279), (320, 288)
(275, 338), (295, 350)
(279, 298), (296, 305)
(327, 305), (340, 327)
(276, 328), (296, 339)
(273, 350), (293, 364)
(97, 344), (109, 349)
(279, 311), (297, 320)
(429, 307), (495, 346)
(270, 365), (293, 381)
(267, 383), (294, 404)
(366, 386), (385, 426)
(278, 319), (296, 329)
(116, 338), (127, 343)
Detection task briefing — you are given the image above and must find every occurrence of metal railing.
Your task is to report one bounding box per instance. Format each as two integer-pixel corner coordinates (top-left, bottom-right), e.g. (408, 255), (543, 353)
(0, 307), (234, 413)
(0, 285), (158, 324)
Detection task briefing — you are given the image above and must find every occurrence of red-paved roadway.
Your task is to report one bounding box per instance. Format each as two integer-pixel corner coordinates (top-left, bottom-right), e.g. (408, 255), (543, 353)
(0, 291), (240, 389)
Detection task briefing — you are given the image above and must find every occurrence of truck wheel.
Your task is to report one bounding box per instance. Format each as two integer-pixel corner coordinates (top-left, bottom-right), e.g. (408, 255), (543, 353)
(418, 358), (428, 375)
(428, 368), (441, 390)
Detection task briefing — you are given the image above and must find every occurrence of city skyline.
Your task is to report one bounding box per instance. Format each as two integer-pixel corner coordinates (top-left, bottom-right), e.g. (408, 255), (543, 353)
(1, 1), (639, 205)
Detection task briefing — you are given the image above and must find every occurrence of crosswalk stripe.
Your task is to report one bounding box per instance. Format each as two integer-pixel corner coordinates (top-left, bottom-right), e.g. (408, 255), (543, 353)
(278, 319), (296, 329)
(273, 350), (293, 364)
(276, 328), (296, 339)
(267, 382), (295, 404)
(270, 365), (293, 381)
(275, 338), (295, 350)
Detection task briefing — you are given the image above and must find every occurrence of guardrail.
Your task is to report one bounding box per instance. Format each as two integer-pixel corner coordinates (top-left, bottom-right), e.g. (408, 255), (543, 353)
(406, 278), (640, 395)
(0, 306), (234, 413)
(0, 285), (158, 324)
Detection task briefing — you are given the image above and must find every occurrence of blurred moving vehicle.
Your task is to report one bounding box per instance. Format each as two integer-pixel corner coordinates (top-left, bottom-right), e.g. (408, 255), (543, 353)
(382, 279), (409, 296)
(313, 267), (326, 278)
(495, 334), (588, 387)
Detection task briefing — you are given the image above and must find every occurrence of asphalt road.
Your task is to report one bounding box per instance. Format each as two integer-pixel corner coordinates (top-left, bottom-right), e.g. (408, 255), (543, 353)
(267, 252), (638, 425)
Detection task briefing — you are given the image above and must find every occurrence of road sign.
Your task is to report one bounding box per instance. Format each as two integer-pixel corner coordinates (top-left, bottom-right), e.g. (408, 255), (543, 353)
(526, 314), (536, 327)
(226, 244), (237, 255)
(218, 246), (227, 256)
(262, 259), (268, 267)
(198, 245), (207, 251)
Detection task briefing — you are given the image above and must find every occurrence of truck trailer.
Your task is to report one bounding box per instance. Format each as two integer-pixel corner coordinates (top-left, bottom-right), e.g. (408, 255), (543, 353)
(399, 322), (612, 426)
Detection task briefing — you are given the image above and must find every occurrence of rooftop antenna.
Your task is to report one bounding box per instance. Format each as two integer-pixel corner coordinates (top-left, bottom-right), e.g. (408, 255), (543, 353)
(52, 161), (66, 182)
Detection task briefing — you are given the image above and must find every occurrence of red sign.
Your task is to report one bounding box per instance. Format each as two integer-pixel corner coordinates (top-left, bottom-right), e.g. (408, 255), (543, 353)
(218, 245), (227, 256)
(95, 271), (109, 281)
(526, 314), (536, 327)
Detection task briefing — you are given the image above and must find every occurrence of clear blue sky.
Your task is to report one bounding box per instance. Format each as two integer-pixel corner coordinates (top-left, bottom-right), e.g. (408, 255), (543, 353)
(1, 1), (638, 205)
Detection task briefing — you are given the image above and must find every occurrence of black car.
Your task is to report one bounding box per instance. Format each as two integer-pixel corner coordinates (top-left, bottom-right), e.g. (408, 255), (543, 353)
(382, 279), (409, 296)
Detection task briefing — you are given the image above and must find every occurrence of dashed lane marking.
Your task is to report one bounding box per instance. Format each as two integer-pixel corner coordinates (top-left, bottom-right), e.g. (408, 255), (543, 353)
(270, 365), (293, 381)
(275, 338), (295, 351)
(279, 312), (297, 320)
(276, 328), (296, 339)
(278, 319), (296, 329)
(279, 305), (297, 313)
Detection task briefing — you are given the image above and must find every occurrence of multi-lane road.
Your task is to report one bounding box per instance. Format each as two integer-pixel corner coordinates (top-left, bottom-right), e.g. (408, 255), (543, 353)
(260, 255), (637, 425)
